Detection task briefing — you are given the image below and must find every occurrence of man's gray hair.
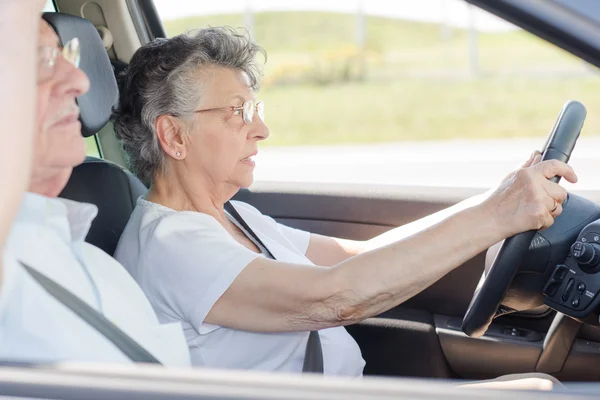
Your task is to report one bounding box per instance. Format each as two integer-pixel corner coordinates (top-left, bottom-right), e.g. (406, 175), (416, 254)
(111, 27), (266, 185)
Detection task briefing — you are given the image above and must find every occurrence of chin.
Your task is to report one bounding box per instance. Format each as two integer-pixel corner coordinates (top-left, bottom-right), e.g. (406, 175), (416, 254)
(68, 139), (87, 166)
(236, 176), (254, 189)
(74, 149), (86, 165)
(60, 151), (86, 169)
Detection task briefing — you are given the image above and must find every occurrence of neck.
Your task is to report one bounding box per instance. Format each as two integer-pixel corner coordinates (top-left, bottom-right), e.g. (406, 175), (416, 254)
(29, 168), (71, 198)
(147, 169), (239, 221)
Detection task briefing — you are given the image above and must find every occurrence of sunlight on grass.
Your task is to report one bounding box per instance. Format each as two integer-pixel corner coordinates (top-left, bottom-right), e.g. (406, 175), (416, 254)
(259, 77), (600, 146)
(162, 11), (600, 147)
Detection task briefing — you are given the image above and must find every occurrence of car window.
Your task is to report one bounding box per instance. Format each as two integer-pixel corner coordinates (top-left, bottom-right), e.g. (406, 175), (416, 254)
(154, 0), (600, 190)
(43, 0), (55, 12)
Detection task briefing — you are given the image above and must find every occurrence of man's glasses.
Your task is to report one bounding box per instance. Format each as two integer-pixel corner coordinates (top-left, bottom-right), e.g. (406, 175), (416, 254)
(38, 37), (81, 83)
(195, 100), (264, 125)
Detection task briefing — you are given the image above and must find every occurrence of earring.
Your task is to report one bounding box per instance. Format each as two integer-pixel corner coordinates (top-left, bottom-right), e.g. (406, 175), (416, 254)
(176, 151), (181, 157)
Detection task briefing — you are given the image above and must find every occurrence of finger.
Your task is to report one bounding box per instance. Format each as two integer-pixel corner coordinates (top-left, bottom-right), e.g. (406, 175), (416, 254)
(550, 201), (563, 218)
(537, 160), (578, 183)
(521, 150), (541, 168)
(540, 212), (556, 230)
(542, 180), (569, 204)
(541, 193), (558, 215)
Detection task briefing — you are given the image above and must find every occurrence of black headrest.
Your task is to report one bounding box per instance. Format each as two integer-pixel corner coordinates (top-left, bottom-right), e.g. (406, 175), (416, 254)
(42, 13), (118, 137)
(60, 157), (147, 256)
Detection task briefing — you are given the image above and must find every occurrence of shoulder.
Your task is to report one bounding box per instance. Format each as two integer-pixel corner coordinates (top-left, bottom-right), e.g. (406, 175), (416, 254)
(132, 199), (228, 237)
(127, 201), (254, 260)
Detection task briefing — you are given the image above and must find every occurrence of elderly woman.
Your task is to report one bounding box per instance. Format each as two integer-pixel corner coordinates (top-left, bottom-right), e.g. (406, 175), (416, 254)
(112, 28), (575, 376)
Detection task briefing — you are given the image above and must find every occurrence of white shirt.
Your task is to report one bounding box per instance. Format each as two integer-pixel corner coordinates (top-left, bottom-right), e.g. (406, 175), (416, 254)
(115, 199), (365, 376)
(0, 193), (190, 367)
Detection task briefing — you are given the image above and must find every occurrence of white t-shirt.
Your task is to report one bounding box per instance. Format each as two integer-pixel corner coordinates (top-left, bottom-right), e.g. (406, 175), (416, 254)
(115, 198), (365, 376)
(0, 193), (190, 367)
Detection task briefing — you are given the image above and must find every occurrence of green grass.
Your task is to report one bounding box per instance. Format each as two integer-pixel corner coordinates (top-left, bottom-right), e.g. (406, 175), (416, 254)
(259, 77), (600, 146)
(161, 11), (600, 146)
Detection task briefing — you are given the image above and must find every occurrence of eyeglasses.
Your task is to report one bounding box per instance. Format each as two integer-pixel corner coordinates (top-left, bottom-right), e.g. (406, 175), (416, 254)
(194, 100), (264, 125)
(38, 37), (81, 83)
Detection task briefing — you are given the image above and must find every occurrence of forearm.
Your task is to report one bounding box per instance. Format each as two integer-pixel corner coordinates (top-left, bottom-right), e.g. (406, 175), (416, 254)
(0, 4), (39, 249)
(327, 202), (501, 325)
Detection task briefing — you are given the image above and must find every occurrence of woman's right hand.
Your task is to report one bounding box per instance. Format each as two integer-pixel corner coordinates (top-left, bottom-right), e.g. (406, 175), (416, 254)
(482, 158), (578, 239)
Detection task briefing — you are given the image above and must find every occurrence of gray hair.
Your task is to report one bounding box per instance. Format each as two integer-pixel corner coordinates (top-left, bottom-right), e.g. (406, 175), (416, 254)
(111, 27), (266, 185)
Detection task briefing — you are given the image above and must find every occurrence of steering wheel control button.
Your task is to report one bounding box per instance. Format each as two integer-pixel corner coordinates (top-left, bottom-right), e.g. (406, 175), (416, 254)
(572, 297), (580, 308)
(553, 265), (569, 281)
(572, 241), (584, 256)
(577, 282), (586, 294)
(562, 278), (575, 303)
(571, 241), (600, 273)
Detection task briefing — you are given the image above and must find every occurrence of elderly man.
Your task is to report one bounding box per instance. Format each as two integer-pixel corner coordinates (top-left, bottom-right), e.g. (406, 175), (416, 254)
(0, 7), (190, 366)
(0, 3), (573, 390)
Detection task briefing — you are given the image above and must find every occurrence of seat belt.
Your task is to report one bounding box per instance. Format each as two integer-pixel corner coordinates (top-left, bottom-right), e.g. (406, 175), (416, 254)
(224, 202), (324, 374)
(20, 262), (162, 365)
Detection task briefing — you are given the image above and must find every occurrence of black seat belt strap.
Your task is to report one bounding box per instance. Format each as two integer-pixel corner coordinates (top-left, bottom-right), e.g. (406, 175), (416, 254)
(302, 330), (324, 373)
(224, 201), (324, 374)
(21, 262), (162, 365)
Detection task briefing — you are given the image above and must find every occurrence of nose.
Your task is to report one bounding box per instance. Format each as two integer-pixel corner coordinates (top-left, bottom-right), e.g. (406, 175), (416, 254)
(250, 113), (270, 142)
(53, 55), (91, 99)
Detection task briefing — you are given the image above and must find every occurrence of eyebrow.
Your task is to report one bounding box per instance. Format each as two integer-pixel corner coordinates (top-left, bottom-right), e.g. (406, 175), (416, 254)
(225, 94), (247, 104)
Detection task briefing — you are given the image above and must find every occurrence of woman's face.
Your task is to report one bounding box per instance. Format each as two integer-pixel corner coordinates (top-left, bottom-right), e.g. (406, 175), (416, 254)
(184, 67), (269, 191)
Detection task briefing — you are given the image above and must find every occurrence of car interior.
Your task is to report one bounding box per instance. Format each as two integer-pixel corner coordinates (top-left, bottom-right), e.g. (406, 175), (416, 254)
(7, 0), (600, 395)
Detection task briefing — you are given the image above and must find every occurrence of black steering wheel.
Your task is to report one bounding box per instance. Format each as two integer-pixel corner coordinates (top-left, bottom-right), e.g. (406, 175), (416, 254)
(462, 100), (587, 338)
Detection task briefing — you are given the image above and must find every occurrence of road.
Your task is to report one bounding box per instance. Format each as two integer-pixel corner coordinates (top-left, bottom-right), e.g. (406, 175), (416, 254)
(253, 137), (600, 190)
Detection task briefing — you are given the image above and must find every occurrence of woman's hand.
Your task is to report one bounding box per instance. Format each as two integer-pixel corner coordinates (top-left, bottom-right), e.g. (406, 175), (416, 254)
(482, 156), (578, 238)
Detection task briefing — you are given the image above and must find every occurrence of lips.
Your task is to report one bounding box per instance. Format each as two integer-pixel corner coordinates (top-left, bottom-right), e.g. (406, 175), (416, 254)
(56, 112), (80, 125)
(51, 104), (80, 127)
(241, 151), (258, 162)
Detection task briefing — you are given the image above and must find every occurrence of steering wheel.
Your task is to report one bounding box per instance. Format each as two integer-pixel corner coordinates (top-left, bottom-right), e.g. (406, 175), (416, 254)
(461, 100), (587, 338)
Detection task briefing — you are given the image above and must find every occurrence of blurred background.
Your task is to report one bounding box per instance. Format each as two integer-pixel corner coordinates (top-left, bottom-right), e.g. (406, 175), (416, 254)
(155, 0), (599, 145)
(85, 0), (600, 188)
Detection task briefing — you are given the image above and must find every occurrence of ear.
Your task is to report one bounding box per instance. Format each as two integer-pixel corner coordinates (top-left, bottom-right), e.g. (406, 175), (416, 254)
(155, 115), (186, 160)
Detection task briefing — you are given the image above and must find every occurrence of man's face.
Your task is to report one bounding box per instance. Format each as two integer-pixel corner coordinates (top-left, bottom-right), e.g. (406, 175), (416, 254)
(33, 20), (90, 191)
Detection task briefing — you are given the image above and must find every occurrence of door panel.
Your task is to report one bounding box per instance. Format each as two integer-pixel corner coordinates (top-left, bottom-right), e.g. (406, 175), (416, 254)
(236, 182), (600, 380)
(345, 308), (455, 379)
(234, 182), (483, 228)
(434, 315), (544, 379)
(276, 219), (391, 242)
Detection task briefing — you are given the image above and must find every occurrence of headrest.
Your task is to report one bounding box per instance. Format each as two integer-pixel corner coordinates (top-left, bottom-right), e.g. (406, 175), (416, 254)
(42, 13), (118, 137)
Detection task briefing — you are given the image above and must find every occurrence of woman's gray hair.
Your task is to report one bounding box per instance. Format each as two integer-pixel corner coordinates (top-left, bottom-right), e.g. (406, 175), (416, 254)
(111, 27), (266, 185)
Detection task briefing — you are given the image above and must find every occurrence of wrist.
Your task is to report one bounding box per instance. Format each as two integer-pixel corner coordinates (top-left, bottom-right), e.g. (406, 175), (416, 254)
(472, 200), (511, 243)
